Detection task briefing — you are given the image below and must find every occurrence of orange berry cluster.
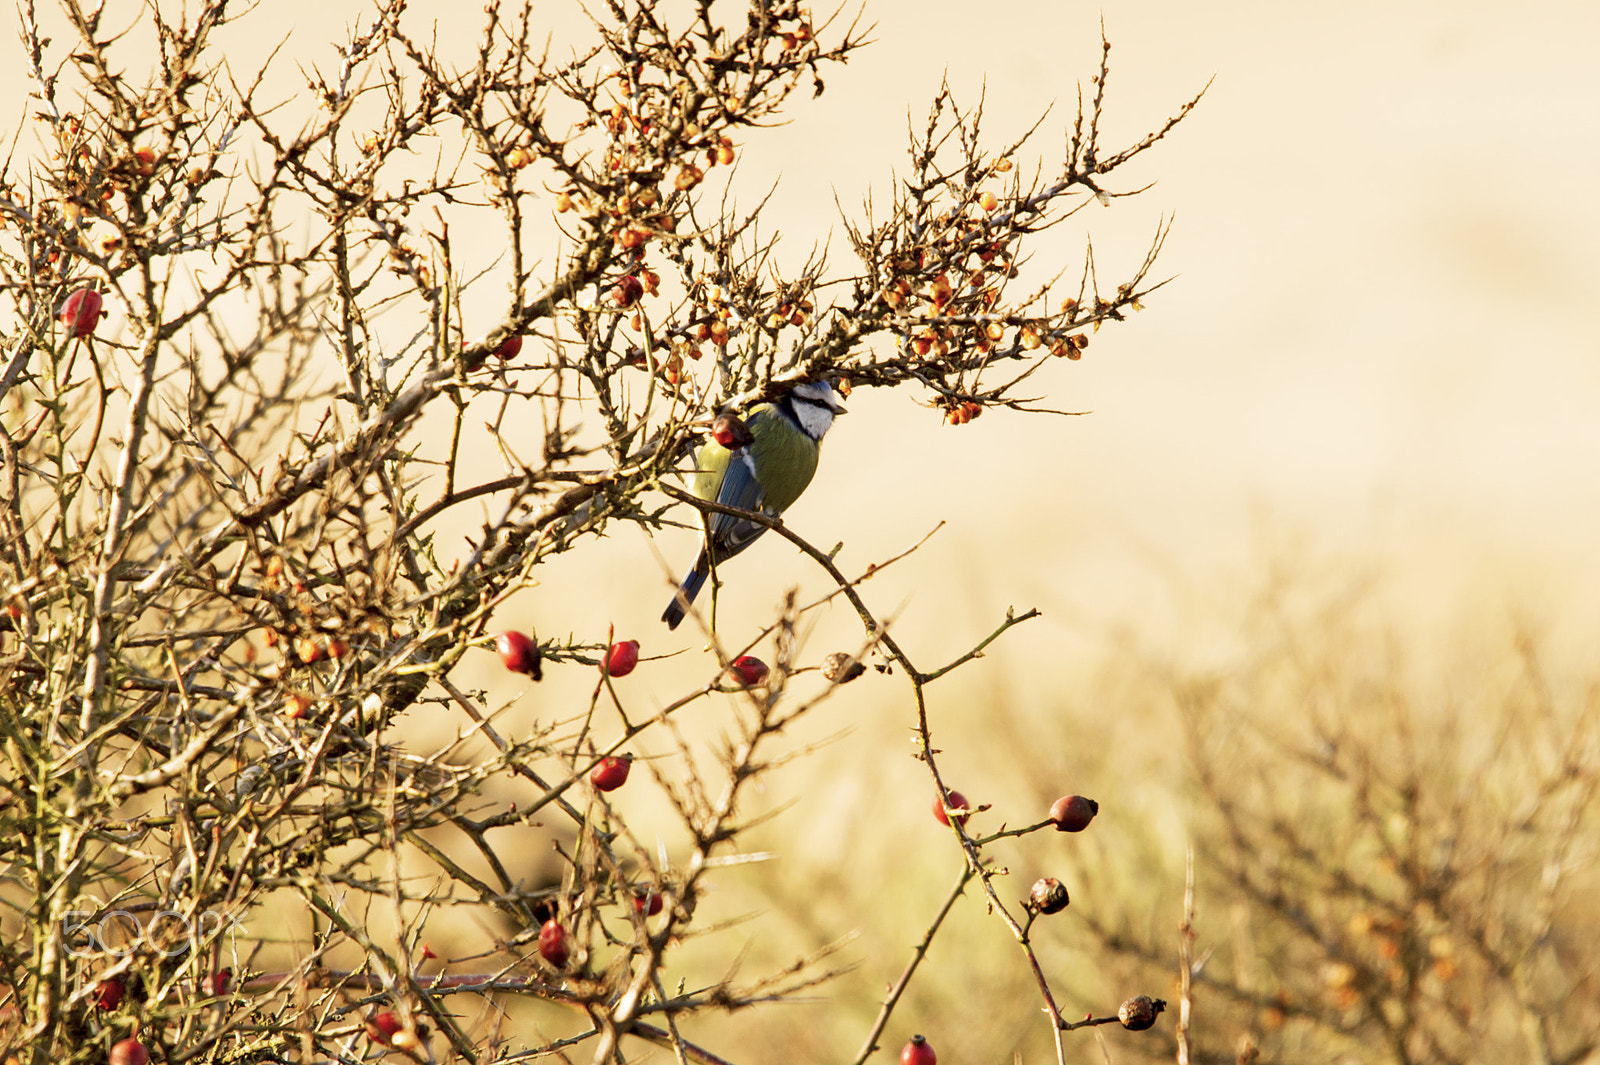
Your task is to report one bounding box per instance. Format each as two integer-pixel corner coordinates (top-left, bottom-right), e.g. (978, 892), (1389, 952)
(944, 400), (983, 425)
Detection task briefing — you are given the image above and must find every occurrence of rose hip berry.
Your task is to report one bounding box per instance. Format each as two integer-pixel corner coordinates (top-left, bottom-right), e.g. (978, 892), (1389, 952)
(537, 919), (570, 968)
(590, 754), (632, 792)
(933, 789), (970, 828)
(611, 275), (644, 307)
(95, 976), (125, 1010)
(727, 655), (769, 687)
(496, 631), (542, 679)
(366, 1010), (404, 1043)
(822, 651), (866, 684)
(109, 1039), (149, 1065)
(711, 413), (753, 450)
(1118, 995), (1166, 1031)
(1049, 795), (1098, 832)
(59, 287), (103, 338)
(604, 640), (640, 677)
(1029, 877), (1070, 915)
(900, 1034), (936, 1065)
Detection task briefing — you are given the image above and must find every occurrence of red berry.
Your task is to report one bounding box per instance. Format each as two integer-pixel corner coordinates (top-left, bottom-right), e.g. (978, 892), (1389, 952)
(537, 919), (569, 968)
(726, 654), (769, 687)
(900, 1034), (937, 1065)
(366, 1010), (404, 1043)
(59, 287), (103, 338)
(494, 334), (523, 360)
(94, 976), (125, 1010)
(611, 275), (644, 307)
(632, 890), (663, 917)
(933, 789), (970, 828)
(496, 631), (542, 679)
(710, 413), (753, 450)
(603, 639), (639, 677)
(590, 754), (632, 792)
(1049, 795), (1098, 832)
(109, 1039), (149, 1065)
(200, 967), (231, 996)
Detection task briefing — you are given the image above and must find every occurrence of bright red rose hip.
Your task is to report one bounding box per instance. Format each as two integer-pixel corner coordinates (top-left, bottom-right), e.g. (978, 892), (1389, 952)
(537, 919), (569, 968)
(604, 639), (640, 677)
(727, 655), (769, 687)
(901, 1034), (936, 1065)
(497, 631), (542, 678)
(590, 754), (632, 792)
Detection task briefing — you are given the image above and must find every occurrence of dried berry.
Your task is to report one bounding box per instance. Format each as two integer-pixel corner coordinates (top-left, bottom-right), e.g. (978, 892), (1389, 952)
(1118, 995), (1166, 1031)
(1029, 877), (1070, 914)
(611, 275), (644, 307)
(821, 652), (865, 684)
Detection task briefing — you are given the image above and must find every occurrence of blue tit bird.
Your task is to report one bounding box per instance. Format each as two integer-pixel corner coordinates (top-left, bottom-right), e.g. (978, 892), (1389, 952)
(662, 380), (847, 629)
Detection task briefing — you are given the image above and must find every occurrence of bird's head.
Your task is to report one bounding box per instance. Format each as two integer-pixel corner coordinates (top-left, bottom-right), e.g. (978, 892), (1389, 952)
(785, 380), (847, 439)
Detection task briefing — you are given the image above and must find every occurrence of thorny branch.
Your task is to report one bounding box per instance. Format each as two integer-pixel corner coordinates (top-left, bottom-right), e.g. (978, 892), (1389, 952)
(0, 0), (1199, 1061)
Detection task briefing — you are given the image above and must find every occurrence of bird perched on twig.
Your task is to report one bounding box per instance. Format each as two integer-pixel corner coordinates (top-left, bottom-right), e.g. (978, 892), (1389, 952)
(662, 380), (847, 629)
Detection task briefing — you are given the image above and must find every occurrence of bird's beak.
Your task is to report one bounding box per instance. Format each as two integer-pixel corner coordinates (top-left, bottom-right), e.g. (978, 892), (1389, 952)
(828, 396), (848, 415)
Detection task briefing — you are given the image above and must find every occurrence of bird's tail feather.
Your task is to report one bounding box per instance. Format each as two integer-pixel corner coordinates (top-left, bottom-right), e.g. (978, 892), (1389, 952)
(661, 554), (711, 630)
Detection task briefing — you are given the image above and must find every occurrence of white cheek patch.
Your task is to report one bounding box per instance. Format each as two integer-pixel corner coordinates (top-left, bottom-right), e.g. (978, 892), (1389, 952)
(793, 404), (834, 439)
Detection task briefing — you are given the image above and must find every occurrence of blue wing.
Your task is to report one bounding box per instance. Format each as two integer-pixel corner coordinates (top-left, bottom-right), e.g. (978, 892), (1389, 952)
(705, 447), (771, 560)
(663, 447), (769, 629)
